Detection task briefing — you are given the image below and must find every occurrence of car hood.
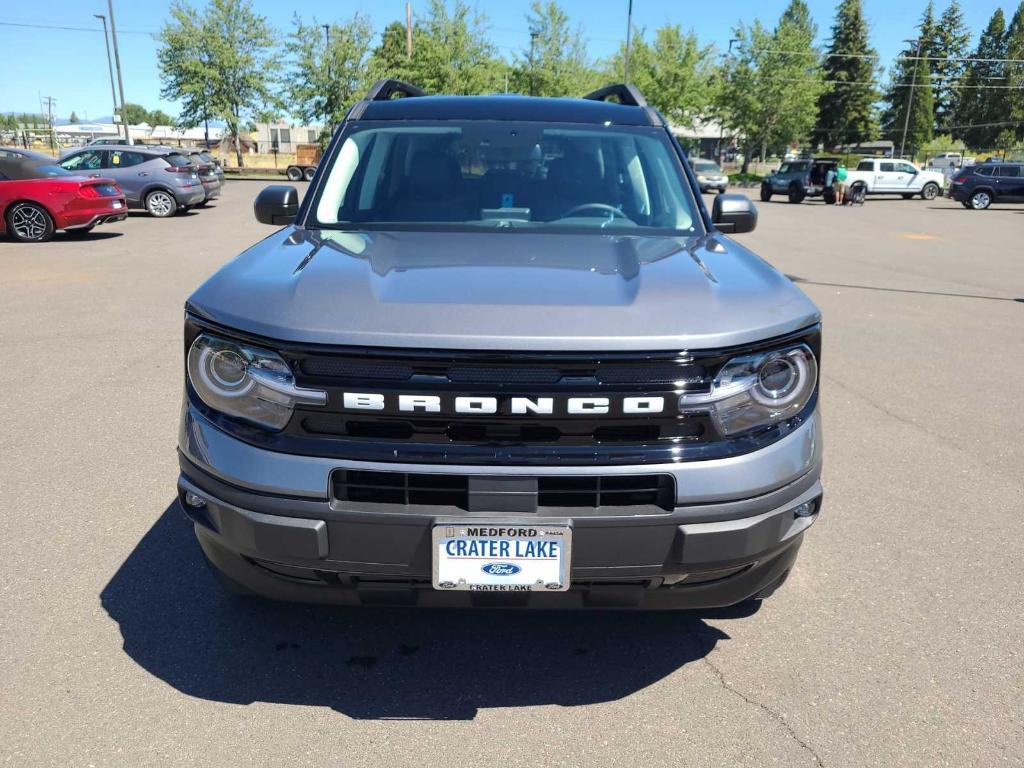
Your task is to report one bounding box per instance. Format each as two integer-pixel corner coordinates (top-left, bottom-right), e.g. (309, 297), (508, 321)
(187, 227), (820, 352)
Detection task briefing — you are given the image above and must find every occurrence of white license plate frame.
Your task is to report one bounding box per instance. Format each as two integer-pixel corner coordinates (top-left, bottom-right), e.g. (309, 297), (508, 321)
(432, 522), (572, 592)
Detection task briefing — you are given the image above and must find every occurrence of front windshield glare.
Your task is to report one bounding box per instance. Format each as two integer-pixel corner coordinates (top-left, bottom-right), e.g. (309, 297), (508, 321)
(312, 122), (698, 233)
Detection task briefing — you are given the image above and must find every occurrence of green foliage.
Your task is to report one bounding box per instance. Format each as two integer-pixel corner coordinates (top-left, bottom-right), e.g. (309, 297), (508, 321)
(368, 22), (414, 82)
(404, 0), (504, 94)
(284, 13), (375, 131)
(118, 102), (151, 125)
(1005, 2), (1024, 143)
(931, 1), (971, 126)
(812, 0), (879, 147)
(158, 0), (279, 166)
(883, 42), (933, 155)
(605, 25), (715, 126)
(148, 109), (174, 126)
(955, 8), (1007, 149)
(68, 111), (80, 124)
(509, 1), (597, 96)
(716, 1), (824, 171)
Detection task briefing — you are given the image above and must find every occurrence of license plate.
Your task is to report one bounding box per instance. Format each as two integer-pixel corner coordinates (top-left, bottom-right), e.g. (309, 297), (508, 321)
(432, 523), (571, 592)
(111, 200), (123, 209)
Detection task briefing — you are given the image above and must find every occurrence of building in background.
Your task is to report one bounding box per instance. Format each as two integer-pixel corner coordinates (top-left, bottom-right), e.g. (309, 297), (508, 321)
(254, 121), (323, 154)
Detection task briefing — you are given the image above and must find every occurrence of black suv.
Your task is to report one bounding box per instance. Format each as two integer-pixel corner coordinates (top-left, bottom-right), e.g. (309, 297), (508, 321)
(949, 161), (1024, 209)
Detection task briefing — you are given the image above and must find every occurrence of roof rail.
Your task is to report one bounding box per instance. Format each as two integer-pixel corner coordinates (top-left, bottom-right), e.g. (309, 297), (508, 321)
(364, 79), (427, 101)
(582, 83), (649, 108)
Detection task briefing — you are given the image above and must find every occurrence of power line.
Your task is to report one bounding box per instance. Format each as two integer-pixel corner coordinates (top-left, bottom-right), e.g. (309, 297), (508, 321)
(0, 20), (156, 35)
(751, 47), (1024, 65)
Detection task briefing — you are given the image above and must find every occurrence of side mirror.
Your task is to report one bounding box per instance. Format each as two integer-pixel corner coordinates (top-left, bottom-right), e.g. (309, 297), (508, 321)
(254, 185), (299, 225)
(712, 193), (757, 234)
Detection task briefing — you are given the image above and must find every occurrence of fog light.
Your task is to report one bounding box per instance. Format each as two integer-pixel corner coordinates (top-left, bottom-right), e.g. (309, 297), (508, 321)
(184, 491), (206, 509)
(792, 500), (816, 518)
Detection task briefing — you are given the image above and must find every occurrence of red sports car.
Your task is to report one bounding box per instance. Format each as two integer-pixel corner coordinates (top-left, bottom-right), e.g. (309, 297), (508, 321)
(0, 157), (127, 242)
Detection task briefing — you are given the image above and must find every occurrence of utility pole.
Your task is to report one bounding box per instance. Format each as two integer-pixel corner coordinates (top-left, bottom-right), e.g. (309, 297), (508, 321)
(94, 15), (119, 129)
(899, 37), (923, 161)
(406, 2), (413, 60)
(42, 96), (56, 152)
(107, 0), (130, 143)
(529, 28), (539, 96)
(624, 0), (634, 83)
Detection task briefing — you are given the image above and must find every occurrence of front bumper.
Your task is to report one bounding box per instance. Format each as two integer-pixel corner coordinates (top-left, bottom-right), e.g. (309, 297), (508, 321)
(178, 406), (823, 609)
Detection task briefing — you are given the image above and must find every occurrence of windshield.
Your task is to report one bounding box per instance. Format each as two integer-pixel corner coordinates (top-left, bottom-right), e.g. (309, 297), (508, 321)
(308, 121), (701, 234)
(692, 160), (722, 173)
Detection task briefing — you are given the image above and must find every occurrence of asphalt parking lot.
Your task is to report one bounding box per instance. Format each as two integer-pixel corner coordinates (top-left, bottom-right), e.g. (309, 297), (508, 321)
(2, 183), (1022, 767)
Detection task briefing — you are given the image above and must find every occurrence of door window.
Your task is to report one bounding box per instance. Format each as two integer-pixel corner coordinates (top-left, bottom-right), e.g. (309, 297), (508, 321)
(856, 160), (873, 171)
(995, 165), (1020, 177)
(110, 150), (146, 168)
(59, 150), (105, 171)
(897, 162), (917, 174)
(880, 162), (895, 172)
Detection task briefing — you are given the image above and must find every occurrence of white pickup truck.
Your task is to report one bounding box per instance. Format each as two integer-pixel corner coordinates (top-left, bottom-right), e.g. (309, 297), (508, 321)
(845, 158), (945, 200)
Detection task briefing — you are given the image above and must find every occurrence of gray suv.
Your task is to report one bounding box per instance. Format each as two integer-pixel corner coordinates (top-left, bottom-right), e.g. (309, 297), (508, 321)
(178, 81), (823, 610)
(58, 146), (205, 217)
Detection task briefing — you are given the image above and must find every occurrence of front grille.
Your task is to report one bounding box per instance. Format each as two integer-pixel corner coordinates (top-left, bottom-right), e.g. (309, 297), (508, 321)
(333, 470), (675, 511)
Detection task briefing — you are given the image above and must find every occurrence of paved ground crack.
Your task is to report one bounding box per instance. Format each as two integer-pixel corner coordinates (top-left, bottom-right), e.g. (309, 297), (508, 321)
(693, 628), (825, 767)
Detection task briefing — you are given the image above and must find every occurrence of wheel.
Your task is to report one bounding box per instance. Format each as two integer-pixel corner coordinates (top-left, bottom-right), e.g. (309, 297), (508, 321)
(716, 188), (725, 194)
(902, 193), (914, 200)
(920, 182), (939, 201)
(303, 166), (316, 182)
(5, 202), (55, 242)
(787, 184), (805, 204)
(286, 166), (303, 182)
(823, 187), (836, 205)
(759, 183), (772, 202)
(969, 190), (992, 210)
(145, 189), (178, 218)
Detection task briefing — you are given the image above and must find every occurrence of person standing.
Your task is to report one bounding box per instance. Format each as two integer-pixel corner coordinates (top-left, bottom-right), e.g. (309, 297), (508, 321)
(835, 163), (848, 205)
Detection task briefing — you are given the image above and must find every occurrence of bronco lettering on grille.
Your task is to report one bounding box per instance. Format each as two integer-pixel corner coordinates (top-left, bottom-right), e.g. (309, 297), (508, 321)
(339, 393), (667, 416)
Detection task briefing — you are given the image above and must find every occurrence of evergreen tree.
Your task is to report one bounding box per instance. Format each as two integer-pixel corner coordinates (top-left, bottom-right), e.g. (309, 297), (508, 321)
(405, 0), (504, 94)
(931, 1), (971, 127)
(955, 8), (1007, 148)
(812, 0), (879, 148)
(883, 42), (934, 156)
(69, 111), (80, 124)
(1005, 2), (1024, 144)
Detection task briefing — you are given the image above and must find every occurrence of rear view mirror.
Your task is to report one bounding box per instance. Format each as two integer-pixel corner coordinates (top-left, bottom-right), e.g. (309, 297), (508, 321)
(254, 185), (299, 225)
(712, 194), (758, 234)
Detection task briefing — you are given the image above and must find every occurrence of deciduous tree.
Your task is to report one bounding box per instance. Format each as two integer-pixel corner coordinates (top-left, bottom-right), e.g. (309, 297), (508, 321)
(511, 1), (596, 97)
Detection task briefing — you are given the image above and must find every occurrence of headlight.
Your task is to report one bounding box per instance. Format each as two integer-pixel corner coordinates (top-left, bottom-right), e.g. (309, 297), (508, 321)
(697, 175), (708, 182)
(679, 344), (817, 436)
(187, 334), (326, 430)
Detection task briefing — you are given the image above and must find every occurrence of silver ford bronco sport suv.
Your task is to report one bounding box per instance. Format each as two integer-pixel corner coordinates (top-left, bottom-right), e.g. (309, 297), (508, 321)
(178, 81), (823, 610)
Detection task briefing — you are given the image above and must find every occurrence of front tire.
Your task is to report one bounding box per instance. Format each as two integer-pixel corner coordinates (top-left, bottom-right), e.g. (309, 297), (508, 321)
(920, 182), (939, 201)
(145, 189), (178, 218)
(5, 202), (55, 242)
(759, 183), (772, 202)
(969, 190), (992, 210)
(787, 184), (805, 204)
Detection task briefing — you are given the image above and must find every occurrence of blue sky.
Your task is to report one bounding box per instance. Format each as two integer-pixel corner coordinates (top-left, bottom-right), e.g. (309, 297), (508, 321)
(0, 0), (1013, 120)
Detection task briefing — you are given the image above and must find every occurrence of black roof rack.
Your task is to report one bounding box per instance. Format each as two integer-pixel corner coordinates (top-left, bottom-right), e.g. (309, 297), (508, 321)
(582, 83), (649, 108)
(364, 79), (427, 101)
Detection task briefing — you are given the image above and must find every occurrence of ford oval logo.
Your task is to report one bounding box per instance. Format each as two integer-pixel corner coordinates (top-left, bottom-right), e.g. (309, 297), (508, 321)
(481, 562), (522, 576)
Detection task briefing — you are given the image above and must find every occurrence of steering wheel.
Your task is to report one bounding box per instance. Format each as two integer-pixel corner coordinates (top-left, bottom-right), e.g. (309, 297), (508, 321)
(557, 203), (630, 221)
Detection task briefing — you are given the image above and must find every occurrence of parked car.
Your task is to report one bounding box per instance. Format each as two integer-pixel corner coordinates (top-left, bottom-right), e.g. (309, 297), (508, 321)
(178, 80), (823, 611)
(187, 150), (226, 185)
(0, 147), (55, 163)
(690, 159), (729, 194)
(0, 158), (126, 242)
(760, 158), (839, 203)
(949, 161), (1024, 209)
(57, 146), (205, 217)
(843, 158), (944, 200)
(185, 153), (222, 205)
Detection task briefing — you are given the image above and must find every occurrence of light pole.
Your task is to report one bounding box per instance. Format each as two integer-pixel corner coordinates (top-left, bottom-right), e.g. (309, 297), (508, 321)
(529, 28), (539, 96)
(624, 0), (634, 83)
(899, 37), (923, 160)
(94, 15), (119, 128)
(107, 0), (129, 143)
